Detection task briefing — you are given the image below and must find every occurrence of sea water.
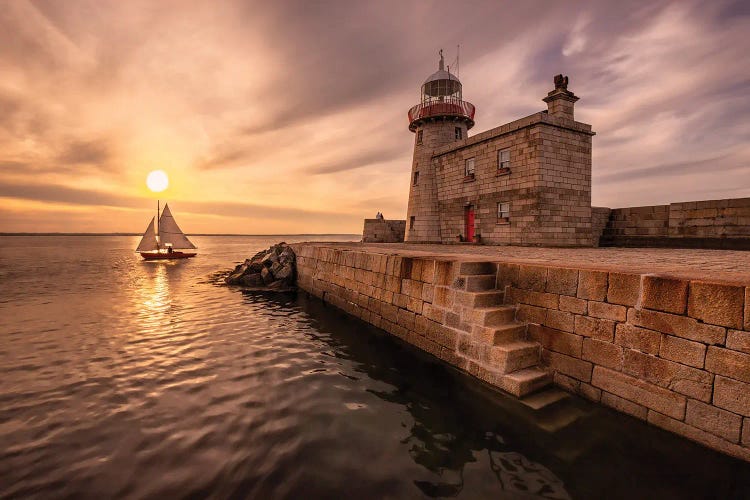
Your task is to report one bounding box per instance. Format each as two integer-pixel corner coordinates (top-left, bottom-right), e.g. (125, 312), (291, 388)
(1, 235), (749, 499)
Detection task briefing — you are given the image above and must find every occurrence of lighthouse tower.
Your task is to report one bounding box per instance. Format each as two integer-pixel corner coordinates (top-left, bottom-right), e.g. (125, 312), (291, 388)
(405, 51), (475, 242)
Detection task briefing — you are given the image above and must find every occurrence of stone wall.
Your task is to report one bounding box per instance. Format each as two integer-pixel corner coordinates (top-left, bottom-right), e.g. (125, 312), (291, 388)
(294, 244), (468, 380)
(591, 207), (611, 244)
(292, 243), (750, 462)
(362, 219), (406, 243)
(500, 263), (750, 461)
(602, 205), (669, 239)
(669, 198), (750, 239)
(432, 116), (539, 245)
(598, 198), (750, 248)
(294, 244), (552, 399)
(432, 112), (594, 247)
(405, 120), (469, 243)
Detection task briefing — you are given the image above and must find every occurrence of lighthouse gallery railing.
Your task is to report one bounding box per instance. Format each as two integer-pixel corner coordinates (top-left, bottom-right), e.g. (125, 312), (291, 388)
(407, 98), (475, 123)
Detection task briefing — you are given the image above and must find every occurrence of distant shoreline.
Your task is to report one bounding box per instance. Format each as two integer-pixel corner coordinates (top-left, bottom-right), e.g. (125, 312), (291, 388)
(0, 233), (361, 237)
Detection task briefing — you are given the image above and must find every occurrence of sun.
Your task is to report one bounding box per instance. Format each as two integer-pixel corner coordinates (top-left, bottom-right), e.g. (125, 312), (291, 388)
(146, 170), (169, 193)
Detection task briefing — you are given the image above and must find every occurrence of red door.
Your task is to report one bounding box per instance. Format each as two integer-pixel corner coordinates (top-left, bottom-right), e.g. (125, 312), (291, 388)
(465, 206), (475, 242)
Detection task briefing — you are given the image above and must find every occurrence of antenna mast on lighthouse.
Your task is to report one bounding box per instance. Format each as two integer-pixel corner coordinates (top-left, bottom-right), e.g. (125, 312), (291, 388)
(456, 44), (460, 78)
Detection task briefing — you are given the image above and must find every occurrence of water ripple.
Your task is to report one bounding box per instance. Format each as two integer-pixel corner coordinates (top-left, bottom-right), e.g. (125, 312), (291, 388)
(1, 236), (748, 499)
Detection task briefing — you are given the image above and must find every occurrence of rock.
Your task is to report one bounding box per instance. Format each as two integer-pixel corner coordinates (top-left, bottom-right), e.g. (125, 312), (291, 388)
(260, 267), (273, 285)
(225, 242), (297, 290)
(279, 247), (295, 265)
(240, 273), (263, 286)
(267, 280), (286, 290)
(261, 251), (278, 267)
(270, 261), (284, 277)
(274, 263), (293, 281)
(224, 263), (248, 284)
(250, 249), (266, 261)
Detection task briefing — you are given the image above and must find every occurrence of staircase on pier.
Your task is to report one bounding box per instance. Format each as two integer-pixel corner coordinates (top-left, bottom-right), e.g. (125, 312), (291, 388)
(444, 261), (598, 460)
(445, 261), (550, 397)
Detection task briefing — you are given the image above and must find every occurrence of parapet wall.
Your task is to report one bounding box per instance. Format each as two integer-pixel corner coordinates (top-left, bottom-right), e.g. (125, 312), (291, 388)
(292, 243), (750, 462)
(669, 198), (750, 238)
(502, 263), (750, 461)
(362, 219), (406, 243)
(599, 198), (750, 249)
(591, 207), (611, 243)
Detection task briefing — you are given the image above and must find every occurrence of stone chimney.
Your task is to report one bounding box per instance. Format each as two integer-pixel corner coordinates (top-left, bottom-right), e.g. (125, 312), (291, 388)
(543, 74), (579, 121)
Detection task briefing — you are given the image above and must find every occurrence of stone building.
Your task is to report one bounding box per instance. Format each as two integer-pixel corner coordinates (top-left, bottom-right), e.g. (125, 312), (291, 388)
(404, 53), (595, 247)
(361, 52), (750, 249)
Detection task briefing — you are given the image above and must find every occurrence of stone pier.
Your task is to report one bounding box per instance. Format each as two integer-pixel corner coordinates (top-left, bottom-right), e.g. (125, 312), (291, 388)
(292, 242), (750, 462)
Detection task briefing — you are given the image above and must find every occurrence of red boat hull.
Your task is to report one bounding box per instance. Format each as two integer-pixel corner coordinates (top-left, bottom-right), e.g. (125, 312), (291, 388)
(139, 251), (196, 260)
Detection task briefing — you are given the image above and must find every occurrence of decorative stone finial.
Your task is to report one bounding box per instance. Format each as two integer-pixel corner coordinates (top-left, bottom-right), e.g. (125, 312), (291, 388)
(439, 49), (444, 71)
(544, 74), (578, 120)
(554, 74), (569, 90)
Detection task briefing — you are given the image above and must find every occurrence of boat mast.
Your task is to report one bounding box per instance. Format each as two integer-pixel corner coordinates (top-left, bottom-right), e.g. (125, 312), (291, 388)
(157, 199), (160, 249)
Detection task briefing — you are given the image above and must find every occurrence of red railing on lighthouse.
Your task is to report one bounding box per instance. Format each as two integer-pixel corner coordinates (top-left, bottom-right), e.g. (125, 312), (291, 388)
(408, 98), (475, 125)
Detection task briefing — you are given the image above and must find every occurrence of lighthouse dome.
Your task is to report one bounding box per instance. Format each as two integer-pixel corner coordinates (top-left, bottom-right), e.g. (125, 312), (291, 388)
(423, 69), (460, 85)
(421, 51), (462, 98)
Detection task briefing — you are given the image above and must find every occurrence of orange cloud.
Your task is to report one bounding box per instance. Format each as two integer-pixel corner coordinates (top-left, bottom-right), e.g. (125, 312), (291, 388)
(0, 0), (748, 233)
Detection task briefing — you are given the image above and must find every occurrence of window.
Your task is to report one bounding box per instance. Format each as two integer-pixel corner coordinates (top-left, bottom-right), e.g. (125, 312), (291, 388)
(409, 216), (415, 229)
(455, 127), (463, 140)
(416, 130), (423, 145)
(497, 202), (510, 223)
(498, 149), (511, 173)
(413, 171), (419, 185)
(464, 158), (475, 178)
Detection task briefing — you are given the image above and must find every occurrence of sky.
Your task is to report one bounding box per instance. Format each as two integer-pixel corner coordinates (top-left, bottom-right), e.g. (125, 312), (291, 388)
(1, 0), (749, 234)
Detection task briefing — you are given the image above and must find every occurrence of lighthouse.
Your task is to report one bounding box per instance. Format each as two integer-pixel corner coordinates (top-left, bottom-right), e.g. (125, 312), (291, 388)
(405, 50), (475, 242)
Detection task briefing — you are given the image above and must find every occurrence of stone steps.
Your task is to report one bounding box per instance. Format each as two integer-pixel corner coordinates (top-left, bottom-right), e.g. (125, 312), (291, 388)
(470, 306), (517, 327)
(462, 274), (496, 292)
(473, 322), (528, 345)
(500, 368), (552, 397)
(454, 289), (505, 308)
(532, 402), (587, 434)
(451, 262), (552, 399)
(475, 382), (597, 465)
(458, 261), (497, 275)
(488, 341), (540, 373)
(519, 387), (569, 410)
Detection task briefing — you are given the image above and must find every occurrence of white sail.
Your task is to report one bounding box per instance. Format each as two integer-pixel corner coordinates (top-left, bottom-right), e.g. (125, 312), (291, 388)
(158, 203), (197, 250)
(136, 217), (159, 252)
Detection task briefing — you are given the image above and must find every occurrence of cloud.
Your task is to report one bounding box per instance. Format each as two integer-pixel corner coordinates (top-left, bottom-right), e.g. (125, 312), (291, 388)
(0, 177), (360, 226)
(56, 139), (114, 167)
(0, 178), (139, 209)
(194, 145), (257, 171)
(0, 0), (748, 232)
(596, 151), (749, 183)
(562, 13), (591, 57)
(305, 146), (405, 175)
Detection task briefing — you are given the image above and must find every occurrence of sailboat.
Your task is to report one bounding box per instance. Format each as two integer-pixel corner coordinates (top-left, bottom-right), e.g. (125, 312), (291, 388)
(136, 202), (197, 260)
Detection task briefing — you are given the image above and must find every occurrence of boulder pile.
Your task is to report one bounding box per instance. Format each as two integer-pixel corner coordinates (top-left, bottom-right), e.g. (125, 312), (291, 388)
(224, 242), (296, 290)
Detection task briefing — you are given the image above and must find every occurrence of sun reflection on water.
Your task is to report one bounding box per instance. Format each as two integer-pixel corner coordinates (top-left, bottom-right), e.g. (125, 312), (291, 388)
(138, 261), (172, 319)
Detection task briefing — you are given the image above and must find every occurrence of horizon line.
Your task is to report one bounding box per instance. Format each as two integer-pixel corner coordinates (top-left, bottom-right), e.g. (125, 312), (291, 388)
(0, 232), (361, 237)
